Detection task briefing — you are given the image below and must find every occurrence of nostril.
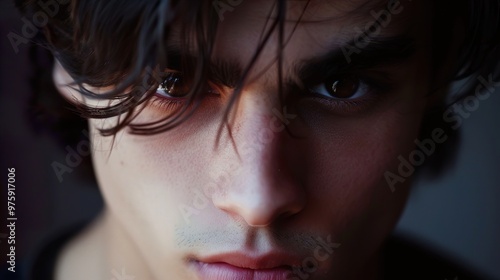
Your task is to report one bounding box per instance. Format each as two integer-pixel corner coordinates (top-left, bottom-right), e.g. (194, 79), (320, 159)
(212, 183), (306, 228)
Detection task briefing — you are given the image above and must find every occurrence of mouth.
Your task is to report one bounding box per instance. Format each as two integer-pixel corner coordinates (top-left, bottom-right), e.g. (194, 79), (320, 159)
(189, 252), (301, 280)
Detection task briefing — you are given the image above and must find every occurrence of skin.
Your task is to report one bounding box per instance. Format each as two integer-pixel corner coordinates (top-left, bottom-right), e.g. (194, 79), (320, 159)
(53, 0), (436, 279)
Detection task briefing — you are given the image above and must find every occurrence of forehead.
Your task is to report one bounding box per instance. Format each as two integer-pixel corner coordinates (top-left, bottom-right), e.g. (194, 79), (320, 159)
(217, 0), (417, 24)
(213, 0), (426, 49)
(209, 0), (428, 79)
(278, 0), (397, 21)
(169, 0), (427, 53)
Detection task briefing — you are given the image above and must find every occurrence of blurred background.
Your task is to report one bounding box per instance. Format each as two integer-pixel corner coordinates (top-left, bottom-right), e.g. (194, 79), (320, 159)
(1, 1), (499, 279)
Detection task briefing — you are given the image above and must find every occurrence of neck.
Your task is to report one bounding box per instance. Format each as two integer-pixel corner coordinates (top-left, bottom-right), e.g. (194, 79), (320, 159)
(55, 209), (154, 280)
(105, 210), (156, 279)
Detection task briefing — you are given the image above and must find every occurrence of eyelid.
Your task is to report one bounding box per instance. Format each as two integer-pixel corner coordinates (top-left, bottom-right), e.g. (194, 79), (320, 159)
(305, 67), (396, 93)
(157, 69), (223, 95)
(300, 73), (396, 115)
(151, 70), (223, 111)
(310, 79), (370, 100)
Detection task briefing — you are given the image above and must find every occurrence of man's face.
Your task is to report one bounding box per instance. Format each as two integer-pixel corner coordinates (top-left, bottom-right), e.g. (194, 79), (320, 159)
(60, 0), (434, 279)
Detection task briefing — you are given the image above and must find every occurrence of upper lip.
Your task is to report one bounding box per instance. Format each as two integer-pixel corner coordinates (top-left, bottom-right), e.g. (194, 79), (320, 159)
(194, 251), (303, 270)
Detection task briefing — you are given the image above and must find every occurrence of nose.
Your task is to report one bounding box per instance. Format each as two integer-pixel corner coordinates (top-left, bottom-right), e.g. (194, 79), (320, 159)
(212, 94), (306, 227)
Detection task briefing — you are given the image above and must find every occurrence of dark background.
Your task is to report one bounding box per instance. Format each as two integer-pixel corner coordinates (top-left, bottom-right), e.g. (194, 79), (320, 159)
(0, 0), (103, 276)
(1, 0), (499, 279)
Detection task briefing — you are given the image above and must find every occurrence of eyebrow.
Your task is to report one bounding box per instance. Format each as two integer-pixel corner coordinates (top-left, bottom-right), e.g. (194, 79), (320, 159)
(165, 35), (415, 88)
(165, 50), (243, 88)
(209, 59), (243, 88)
(295, 35), (416, 84)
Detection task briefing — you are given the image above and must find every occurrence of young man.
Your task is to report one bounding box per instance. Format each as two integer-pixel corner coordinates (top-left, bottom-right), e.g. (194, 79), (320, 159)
(11, 0), (500, 279)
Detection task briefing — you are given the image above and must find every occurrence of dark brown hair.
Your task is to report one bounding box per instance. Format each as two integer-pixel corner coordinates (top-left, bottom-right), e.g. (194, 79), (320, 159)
(16, 0), (500, 176)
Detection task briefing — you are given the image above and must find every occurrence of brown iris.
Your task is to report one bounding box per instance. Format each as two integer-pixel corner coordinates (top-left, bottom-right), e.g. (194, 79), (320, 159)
(324, 75), (360, 99)
(158, 72), (189, 98)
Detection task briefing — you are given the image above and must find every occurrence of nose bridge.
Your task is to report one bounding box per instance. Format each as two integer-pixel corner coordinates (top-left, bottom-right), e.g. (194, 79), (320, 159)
(230, 90), (287, 174)
(211, 92), (305, 227)
(237, 102), (283, 157)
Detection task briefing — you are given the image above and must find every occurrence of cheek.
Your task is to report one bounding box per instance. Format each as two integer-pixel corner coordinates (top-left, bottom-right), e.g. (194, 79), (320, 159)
(89, 125), (210, 277)
(89, 125), (179, 238)
(296, 95), (425, 254)
(88, 105), (223, 252)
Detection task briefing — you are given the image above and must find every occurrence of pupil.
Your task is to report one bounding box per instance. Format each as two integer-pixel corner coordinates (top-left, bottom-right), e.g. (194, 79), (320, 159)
(161, 73), (182, 96)
(329, 76), (359, 99)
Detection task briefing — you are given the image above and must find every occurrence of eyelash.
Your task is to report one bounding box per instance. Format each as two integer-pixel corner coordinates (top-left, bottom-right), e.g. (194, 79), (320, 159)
(305, 76), (391, 114)
(150, 95), (188, 111)
(149, 71), (219, 111)
(149, 72), (392, 113)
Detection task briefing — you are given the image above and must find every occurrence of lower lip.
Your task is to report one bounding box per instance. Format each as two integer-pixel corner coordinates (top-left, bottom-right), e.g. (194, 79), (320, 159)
(192, 261), (292, 280)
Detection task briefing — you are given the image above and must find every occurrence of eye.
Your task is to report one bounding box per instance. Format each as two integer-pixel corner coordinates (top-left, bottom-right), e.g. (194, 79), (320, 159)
(151, 70), (221, 111)
(310, 75), (369, 100)
(156, 71), (190, 99)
